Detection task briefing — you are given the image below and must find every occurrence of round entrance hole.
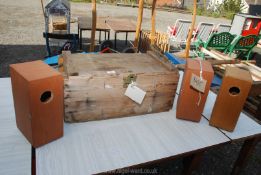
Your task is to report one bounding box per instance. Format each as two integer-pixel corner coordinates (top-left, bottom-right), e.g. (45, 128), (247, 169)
(229, 87), (240, 96)
(40, 91), (53, 103)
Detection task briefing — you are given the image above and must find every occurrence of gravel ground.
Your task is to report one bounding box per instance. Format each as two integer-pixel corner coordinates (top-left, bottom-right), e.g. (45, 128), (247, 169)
(0, 0), (260, 174)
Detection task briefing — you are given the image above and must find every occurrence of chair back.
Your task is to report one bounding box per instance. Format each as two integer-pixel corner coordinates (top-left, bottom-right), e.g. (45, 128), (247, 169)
(233, 35), (259, 50)
(216, 24), (231, 33)
(206, 32), (236, 50)
(168, 19), (192, 42)
(194, 22), (215, 42)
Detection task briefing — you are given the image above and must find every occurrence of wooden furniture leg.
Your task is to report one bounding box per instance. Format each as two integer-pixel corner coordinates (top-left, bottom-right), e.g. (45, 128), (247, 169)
(182, 151), (204, 175)
(255, 102), (261, 121)
(231, 137), (260, 175)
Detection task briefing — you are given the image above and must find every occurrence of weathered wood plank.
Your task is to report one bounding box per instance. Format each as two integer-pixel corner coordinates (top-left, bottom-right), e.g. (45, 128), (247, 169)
(63, 52), (179, 122)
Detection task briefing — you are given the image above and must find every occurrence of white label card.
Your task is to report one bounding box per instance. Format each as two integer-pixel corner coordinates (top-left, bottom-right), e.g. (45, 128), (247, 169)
(124, 84), (146, 104)
(190, 73), (207, 93)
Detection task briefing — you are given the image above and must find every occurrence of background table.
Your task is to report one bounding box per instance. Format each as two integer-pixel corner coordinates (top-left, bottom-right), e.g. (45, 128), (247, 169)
(106, 19), (136, 49)
(78, 16), (111, 50)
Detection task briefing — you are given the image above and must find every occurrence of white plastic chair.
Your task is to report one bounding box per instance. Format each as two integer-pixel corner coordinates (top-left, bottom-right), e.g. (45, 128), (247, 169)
(215, 24), (232, 33)
(167, 19), (192, 44)
(192, 22), (215, 42)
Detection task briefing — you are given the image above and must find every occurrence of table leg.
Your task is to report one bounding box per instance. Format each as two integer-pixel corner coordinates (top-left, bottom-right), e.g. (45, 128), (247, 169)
(104, 31), (107, 41)
(231, 137), (260, 175)
(255, 102), (261, 121)
(108, 30), (111, 40)
(99, 30), (101, 44)
(125, 32), (128, 45)
(182, 151), (204, 175)
(32, 147), (36, 175)
(80, 29), (82, 50)
(114, 32), (117, 49)
(77, 24), (79, 45)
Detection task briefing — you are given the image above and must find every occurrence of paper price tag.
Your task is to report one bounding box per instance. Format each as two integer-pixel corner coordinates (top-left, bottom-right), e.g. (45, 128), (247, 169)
(124, 84), (146, 104)
(190, 73), (207, 93)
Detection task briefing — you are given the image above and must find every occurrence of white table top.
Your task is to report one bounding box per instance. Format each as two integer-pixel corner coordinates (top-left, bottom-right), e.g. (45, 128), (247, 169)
(1, 69), (260, 175)
(36, 110), (229, 175)
(0, 78), (31, 175)
(36, 70), (230, 175)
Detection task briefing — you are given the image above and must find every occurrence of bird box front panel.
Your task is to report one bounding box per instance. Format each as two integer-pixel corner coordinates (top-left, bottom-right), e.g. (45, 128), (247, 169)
(176, 59), (214, 122)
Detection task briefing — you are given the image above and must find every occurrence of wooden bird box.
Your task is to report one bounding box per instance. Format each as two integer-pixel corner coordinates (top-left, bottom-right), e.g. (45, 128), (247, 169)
(176, 59), (214, 122)
(209, 66), (253, 132)
(10, 61), (64, 148)
(62, 51), (179, 122)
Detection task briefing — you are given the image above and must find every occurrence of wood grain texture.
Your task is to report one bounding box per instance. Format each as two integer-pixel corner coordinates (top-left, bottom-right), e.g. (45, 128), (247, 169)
(176, 60), (214, 122)
(89, 0), (96, 52)
(209, 67), (253, 132)
(0, 78), (31, 175)
(106, 19), (136, 32)
(63, 52), (179, 122)
(134, 0), (144, 47)
(10, 61), (64, 148)
(78, 16), (110, 30)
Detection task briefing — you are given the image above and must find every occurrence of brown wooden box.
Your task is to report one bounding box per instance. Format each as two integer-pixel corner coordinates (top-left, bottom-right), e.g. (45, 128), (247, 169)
(10, 61), (64, 148)
(176, 59), (214, 122)
(62, 51), (179, 122)
(209, 66), (253, 132)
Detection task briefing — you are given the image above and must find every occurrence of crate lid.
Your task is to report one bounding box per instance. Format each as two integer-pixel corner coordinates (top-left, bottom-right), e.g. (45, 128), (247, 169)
(62, 52), (176, 76)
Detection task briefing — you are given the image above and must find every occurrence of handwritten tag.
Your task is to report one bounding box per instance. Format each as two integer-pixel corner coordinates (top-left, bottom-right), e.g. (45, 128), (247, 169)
(125, 84), (146, 104)
(190, 73), (207, 93)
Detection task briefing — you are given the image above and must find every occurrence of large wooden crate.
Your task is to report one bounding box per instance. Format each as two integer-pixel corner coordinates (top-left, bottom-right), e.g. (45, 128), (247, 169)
(61, 51), (179, 122)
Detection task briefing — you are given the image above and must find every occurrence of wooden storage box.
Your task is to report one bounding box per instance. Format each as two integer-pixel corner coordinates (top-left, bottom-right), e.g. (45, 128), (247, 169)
(10, 61), (64, 148)
(209, 66), (253, 132)
(176, 59), (214, 122)
(62, 51), (179, 122)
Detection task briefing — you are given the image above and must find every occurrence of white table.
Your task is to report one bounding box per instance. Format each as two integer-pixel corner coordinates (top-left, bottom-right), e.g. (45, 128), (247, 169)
(0, 78), (31, 175)
(0, 71), (260, 175)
